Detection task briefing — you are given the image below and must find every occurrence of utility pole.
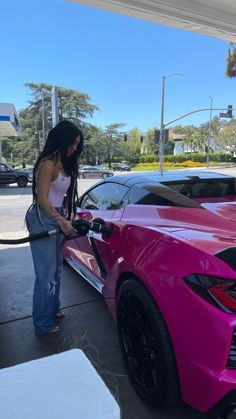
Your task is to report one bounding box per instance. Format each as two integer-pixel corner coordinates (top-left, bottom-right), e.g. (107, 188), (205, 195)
(0, 140), (2, 163)
(51, 86), (59, 127)
(42, 91), (45, 146)
(159, 73), (184, 175)
(34, 118), (39, 159)
(207, 96), (213, 168)
(159, 76), (165, 176)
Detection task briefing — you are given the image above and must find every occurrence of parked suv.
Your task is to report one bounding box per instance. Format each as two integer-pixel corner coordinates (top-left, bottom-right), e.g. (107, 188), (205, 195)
(0, 163), (30, 187)
(112, 163), (131, 172)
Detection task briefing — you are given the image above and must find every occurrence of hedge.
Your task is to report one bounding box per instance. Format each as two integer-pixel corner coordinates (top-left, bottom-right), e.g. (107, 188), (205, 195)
(138, 153), (232, 164)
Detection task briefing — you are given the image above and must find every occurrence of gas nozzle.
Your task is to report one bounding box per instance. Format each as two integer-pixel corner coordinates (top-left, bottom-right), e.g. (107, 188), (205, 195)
(72, 219), (114, 237)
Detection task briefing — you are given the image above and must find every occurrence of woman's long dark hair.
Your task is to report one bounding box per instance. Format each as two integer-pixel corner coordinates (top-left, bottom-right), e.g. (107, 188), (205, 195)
(31, 120), (84, 220)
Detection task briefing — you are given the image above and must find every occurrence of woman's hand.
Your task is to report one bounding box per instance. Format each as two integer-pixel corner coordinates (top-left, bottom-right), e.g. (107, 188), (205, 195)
(58, 218), (77, 237)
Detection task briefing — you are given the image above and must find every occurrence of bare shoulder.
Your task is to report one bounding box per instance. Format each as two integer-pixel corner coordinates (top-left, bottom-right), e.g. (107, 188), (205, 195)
(40, 159), (55, 170)
(37, 159), (58, 184)
(38, 159), (55, 175)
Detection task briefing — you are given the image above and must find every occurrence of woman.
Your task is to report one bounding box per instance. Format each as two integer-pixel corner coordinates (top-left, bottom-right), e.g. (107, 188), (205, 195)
(26, 120), (83, 335)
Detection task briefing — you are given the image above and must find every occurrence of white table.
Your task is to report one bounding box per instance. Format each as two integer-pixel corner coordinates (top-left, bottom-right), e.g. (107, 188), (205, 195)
(0, 349), (120, 419)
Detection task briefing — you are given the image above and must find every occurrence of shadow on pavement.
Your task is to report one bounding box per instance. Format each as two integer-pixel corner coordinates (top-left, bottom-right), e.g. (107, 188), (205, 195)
(0, 242), (209, 419)
(0, 184), (32, 196)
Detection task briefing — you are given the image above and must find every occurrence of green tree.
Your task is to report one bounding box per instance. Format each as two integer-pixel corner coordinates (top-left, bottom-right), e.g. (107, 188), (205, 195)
(166, 138), (175, 154)
(183, 125), (205, 153)
(199, 116), (222, 153)
(82, 124), (107, 165)
(143, 128), (157, 155)
(25, 83), (98, 126)
(217, 119), (236, 154)
(103, 123), (126, 167)
(14, 82), (99, 165)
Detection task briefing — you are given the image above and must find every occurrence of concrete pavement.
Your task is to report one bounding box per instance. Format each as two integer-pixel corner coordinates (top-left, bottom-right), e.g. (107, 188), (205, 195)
(0, 181), (209, 419)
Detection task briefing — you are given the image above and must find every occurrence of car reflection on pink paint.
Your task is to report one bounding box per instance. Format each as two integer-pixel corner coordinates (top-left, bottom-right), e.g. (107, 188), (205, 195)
(63, 170), (236, 418)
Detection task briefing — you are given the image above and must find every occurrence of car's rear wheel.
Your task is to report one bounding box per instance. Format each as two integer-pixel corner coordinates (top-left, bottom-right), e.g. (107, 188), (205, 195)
(17, 177), (28, 187)
(117, 279), (180, 407)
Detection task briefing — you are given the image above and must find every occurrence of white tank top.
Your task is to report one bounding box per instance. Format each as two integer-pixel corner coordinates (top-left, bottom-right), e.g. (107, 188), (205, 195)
(48, 172), (71, 207)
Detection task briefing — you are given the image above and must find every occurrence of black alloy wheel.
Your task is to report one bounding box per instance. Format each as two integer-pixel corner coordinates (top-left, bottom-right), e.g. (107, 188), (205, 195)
(17, 177), (28, 187)
(117, 279), (180, 407)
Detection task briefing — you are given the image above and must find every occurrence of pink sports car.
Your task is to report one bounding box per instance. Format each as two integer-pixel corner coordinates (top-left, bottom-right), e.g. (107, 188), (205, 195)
(63, 170), (236, 418)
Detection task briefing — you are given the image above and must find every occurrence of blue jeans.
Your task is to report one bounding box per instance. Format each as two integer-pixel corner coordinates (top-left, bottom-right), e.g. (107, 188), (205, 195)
(26, 206), (64, 335)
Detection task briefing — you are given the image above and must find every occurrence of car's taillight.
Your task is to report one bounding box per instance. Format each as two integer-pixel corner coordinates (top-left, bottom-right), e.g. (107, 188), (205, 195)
(184, 274), (236, 313)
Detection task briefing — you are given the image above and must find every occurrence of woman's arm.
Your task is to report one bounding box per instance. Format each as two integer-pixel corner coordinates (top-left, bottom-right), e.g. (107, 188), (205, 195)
(36, 160), (75, 236)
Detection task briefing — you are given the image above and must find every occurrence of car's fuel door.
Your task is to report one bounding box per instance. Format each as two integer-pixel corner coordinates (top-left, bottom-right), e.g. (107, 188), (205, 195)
(71, 209), (117, 283)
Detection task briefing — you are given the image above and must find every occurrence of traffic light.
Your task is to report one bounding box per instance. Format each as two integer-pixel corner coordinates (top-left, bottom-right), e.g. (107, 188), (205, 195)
(124, 133), (127, 141)
(163, 129), (169, 144)
(140, 135), (144, 143)
(220, 105), (233, 118)
(154, 130), (160, 144)
(154, 129), (169, 144)
(227, 105), (233, 118)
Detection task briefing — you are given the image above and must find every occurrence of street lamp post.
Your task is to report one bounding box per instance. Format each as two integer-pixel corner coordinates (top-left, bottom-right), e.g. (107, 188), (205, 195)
(207, 96), (213, 168)
(159, 73), (184, 175)
(159, 76), (166, 175)
(41, 91), (46, 147)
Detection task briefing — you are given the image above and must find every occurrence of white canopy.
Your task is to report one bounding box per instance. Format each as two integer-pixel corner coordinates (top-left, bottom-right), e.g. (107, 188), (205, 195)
(69, 0), (236, 43)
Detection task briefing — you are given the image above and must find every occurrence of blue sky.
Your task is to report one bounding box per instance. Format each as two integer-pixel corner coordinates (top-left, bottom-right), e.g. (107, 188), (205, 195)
(1, 0), (235, 132)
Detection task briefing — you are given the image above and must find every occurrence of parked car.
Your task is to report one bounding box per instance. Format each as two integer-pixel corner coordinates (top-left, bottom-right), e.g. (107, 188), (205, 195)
(112, 163), (131, 171)
(19, 167), (33, 183)
(0, 163), (31, 187)
(78, 165), (114, 179)
(63, 170), (236, 418)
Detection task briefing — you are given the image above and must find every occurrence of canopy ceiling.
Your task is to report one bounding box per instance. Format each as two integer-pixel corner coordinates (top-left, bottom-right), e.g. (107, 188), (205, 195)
(69, 0), (236, 43)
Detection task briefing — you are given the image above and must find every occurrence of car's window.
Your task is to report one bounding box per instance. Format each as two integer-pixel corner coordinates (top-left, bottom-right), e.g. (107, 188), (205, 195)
(165, 180), (235, 199)
(129, 183), (201, 208)
(0, 164), (7, 172)
(79, 183), (130, 210)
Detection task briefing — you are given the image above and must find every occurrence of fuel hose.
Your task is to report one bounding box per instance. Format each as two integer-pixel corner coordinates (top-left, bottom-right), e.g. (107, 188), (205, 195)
(0, 219), (114, 245)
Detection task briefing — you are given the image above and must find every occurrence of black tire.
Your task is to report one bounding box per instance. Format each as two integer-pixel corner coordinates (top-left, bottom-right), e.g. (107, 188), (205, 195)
(17, 177), (28, 187)
(117, 279), (180, 407)
(63, 258), (68, 266)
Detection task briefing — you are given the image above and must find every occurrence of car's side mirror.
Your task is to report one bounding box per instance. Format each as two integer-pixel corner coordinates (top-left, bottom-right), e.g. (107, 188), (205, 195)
(85, 204), (99, 210)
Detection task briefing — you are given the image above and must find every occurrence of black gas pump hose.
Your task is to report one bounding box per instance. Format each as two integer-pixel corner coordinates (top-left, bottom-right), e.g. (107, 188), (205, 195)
(0, 219), (114, 245)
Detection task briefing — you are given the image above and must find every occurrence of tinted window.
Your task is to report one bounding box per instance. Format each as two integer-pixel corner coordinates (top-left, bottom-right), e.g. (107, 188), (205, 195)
(130, 184), (200, 208)
(165, 180), (235, 199)
(0, 164), (7, 172)
(79, 182), (129, 210)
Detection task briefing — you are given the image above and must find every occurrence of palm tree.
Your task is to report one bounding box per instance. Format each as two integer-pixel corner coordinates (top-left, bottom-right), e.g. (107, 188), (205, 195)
(226, 47), (236, 78)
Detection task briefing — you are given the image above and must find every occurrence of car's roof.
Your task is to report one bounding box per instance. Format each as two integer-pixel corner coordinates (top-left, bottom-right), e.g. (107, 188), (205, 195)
(104, 170), (234, 187)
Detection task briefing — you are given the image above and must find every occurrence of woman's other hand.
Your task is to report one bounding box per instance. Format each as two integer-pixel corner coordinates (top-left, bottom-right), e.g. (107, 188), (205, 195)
(58, 218), (77, 237)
